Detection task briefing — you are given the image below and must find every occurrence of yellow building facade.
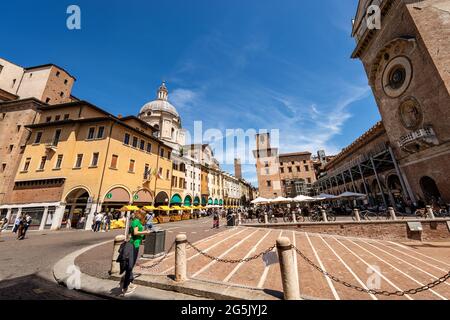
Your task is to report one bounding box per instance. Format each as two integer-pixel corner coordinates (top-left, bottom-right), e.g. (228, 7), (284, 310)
(2, 101), (173, 230)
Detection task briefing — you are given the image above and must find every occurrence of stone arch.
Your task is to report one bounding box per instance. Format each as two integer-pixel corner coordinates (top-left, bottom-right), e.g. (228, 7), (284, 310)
(419, 176), (441, 203)
(64, 187), (91, 229)
(155, 191), (169, 206)
(103, 186), (132, 203)
(133, 188), (153, 204)
(183, 194), (193, 207)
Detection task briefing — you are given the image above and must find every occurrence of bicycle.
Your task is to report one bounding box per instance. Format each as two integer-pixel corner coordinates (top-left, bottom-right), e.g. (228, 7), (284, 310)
(257, 212), (278, 224)
(283, 211), (303, 223)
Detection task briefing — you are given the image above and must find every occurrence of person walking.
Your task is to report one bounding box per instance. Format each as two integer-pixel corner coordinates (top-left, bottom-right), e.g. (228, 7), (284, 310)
(104, 212), (112, 232)
(212, 210), (220, 229)
(12, 214), (21, 233)
(22, 215), (32, 238)
(17, 216), (28, 240)
(144, 211), (154, 231)
(94, 212), (103, 232)
(120, 210), (151, 296)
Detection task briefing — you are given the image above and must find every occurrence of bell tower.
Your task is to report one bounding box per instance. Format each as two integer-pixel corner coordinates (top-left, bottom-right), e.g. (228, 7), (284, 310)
(352, 0), (450, 202)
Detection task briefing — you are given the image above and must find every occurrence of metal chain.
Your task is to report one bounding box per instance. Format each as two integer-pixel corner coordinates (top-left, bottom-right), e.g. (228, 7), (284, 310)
(138, 241), (176, 270)
(187, 240), (276, 264)
(291, 244), (450, 296)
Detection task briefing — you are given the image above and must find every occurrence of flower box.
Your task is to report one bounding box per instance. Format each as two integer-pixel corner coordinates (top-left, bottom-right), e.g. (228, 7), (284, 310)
(157, 216), (170, 224)
(170, 215), (182, 222)
(181, 214), (191, 220)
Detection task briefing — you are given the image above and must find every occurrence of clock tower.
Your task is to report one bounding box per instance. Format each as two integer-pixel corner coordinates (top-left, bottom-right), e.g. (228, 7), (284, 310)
(352, 0), (450, 202)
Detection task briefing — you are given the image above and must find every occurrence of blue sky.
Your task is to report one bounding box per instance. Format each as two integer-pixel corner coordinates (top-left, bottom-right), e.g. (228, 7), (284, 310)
(0, 0), (381, 186)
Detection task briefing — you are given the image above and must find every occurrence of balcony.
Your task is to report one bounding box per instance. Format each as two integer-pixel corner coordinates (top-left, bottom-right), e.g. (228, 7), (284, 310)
(398, 127), (439, 153)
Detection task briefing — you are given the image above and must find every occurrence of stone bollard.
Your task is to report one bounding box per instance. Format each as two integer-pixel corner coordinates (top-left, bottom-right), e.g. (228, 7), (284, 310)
(276, 237), (301, 300)
(321, 208), (328, 222)
(292, 212), (297, 223)
(238, 212), (242, 225)
(110, 235), (126, 275)
(264, 212), (269, 224)
(353, 209), (361, 222)
(426, 206), (435, 219)
(388, 207), (397, 220)
(175, 234), (188, 282)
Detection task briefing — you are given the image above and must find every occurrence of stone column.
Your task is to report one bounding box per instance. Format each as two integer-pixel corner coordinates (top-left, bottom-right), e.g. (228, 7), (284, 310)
(39, 207), (49, 231)
(175, 233), (188, 282)
(426, 206), (435, 220)
(110, 235), (125, 275)
(85, 202), (101, 231)
(264, 211), (268, 224)
(51, 204), (66, 231)
(276, 237), (300, 300)
(5, 208), (12, 224)
(237, 211), (242, 225)
(388, 207), (397, 221)
(292, 211), (297, 223)
(321, 208), (328, 222)
(353, 208), (361, 222)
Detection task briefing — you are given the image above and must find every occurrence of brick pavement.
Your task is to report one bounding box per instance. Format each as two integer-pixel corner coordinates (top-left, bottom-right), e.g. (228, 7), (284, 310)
(136, 226), (450, 300)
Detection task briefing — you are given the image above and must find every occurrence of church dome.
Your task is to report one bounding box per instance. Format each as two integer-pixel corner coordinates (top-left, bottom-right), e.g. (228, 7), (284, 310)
(139, 82), (179, 118)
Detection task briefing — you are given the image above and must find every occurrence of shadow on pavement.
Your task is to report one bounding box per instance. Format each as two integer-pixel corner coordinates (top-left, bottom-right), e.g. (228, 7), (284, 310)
(0, 274), (102, 300)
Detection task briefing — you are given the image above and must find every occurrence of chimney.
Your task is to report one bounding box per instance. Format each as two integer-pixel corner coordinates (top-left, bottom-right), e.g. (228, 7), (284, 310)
(234, 158), (242, 179)
(117, 114), (123, 119)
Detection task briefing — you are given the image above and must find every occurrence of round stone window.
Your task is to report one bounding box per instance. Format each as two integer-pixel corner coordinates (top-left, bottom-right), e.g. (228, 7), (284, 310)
(382, 56), (412, 98)
(398, 98), (423, 130)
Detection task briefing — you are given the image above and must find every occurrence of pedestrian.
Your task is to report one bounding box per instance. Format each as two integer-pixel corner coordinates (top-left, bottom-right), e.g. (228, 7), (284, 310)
(212, 210), (220, 229)
(94, 212), (103, 232)
(144, 211), (154, 231)
(12, 214), (21, 233)
(17, 216), (27, 240)
(104, 212), (112, 232)
(22, 215), (32, 238)
(119, 210), (151, 296)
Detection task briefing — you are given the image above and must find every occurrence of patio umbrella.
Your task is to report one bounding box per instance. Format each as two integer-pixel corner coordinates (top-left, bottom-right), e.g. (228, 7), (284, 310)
(251, 197), (270, 204)
(316, 193), (338, 199)
(119, 205), (140, 212)
(270, 196), (291, 203)
(293, 195), (315, 202)
(337, 192), (367, 199)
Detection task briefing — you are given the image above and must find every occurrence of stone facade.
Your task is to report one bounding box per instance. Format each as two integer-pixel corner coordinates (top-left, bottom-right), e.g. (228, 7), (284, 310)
(253, 133), (317, 198)
(351, 0), (450, 203)
(0, 99), (43, 205)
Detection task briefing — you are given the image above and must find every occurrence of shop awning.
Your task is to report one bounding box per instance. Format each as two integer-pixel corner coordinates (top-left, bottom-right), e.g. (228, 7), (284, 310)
(171, 206), (184, 211)
(170, 194), (182, 205)
(208, 198), (213, 205)
(184, 196), (192, 207)
(157, 206), (174, 211)
(143, 205), (157, 211)
(119, 205), (140, 212)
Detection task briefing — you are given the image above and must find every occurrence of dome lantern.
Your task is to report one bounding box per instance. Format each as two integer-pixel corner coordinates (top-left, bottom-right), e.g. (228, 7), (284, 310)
(157, 81), (168, 101)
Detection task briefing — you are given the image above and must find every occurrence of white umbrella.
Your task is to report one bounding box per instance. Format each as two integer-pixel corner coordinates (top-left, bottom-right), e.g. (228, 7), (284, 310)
(251, 197), (270, 204)
(338, 192), (367, 199)
(316, 193), (338, 199)
(270, 196), (291, 203)
(293, 195), (315, 202)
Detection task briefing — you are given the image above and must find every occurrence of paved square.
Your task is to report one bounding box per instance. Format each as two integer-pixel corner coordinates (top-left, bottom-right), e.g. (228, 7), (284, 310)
(136, 226), (450, 300)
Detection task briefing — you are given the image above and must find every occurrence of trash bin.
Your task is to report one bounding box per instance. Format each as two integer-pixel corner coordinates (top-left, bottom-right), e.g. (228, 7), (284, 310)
(227, 214), (236, 227)
(142, 230), (166, 259)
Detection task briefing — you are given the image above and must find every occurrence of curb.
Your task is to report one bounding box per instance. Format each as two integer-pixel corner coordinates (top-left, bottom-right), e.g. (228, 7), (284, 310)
(52, 239), (203, 300)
